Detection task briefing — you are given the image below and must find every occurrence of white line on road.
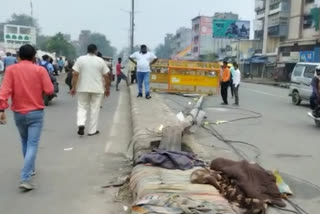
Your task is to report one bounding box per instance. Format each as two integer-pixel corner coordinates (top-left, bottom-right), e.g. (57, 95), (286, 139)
(105, 92), (123, 153)
(245, 88), (288, 99)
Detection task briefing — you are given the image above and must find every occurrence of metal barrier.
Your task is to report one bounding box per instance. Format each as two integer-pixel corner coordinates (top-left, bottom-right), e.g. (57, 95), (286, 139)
(151, 60), (221, 95)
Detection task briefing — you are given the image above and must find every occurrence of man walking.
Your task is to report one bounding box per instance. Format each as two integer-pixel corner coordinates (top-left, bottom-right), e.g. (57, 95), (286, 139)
(70, 44), (110, 136)
(221, 61), (231, 105)
(116, 57), (129, 91)
(232, 62), (241, 106)
(129, 45), (158, 99)
(40, 55), (55, 75)
(310, 66), (320, 117)
(58, 57), (64, 73)
(3, 52), (17, 69)
(0, 44), (54, 191)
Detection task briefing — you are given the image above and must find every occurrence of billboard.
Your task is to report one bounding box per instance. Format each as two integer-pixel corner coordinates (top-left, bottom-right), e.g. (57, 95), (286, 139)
(213, 19), (250, 39)
(4, 24), (37, 49)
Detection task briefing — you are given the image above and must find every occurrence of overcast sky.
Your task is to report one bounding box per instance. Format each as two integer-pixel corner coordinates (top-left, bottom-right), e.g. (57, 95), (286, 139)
(1, 0), (255, 50)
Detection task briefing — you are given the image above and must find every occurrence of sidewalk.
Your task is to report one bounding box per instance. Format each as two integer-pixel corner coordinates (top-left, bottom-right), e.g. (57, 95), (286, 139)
(242, 78), (290, 88)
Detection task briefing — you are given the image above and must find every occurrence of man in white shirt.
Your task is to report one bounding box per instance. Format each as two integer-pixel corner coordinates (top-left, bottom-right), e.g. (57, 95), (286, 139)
(71, 44), (110, 136)
(232, 62), (241, 106)
(129, 45), (158, 99)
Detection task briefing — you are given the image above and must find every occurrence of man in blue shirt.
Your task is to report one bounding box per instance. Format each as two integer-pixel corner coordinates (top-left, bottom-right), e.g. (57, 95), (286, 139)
(3, 52), (17, 69)
(40, 55), (54, 74)
(57, 57), (64, 72)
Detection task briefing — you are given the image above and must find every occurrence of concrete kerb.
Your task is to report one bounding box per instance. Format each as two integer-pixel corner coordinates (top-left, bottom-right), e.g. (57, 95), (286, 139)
(242, 79), (290, 89)
(128, 85), (236, 214)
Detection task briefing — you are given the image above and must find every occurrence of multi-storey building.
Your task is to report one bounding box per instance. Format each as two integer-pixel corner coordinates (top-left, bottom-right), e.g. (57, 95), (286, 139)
(191, 13), (240, 60)
(254, 0), (320, 79)
(171, 27), (192, 58)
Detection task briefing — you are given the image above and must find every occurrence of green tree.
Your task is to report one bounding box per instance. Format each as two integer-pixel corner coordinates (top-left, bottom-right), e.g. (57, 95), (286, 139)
(46, 33), (76, 58)
(6, 13), (40, 32)
(118, 45), (140, 59)
(80, 32), (116, 57)
(0, 13), (40, 42)
(37, 35), (51, 50)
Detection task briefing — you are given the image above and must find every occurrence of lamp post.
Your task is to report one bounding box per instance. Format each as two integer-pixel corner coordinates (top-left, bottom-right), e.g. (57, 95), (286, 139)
(130, 0), (135, 54)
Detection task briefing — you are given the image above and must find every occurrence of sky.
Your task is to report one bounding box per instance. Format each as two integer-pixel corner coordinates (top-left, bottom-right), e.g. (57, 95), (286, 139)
(1, 0), (255, 51)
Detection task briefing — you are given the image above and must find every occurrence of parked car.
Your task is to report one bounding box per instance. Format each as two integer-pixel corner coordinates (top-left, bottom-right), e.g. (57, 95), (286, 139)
(289, 62), (320, 105)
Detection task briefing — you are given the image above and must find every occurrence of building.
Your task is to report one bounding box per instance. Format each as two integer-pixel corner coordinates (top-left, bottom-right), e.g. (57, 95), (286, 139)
(63, 34), (72, 42)
(78, 30), (91, 55)
(171, 27), (192, 58)
(254, 0), (320, 80)
(191, 12), (247, 60)
(229, 39), (263, 61)
(0, 23), (37, 52)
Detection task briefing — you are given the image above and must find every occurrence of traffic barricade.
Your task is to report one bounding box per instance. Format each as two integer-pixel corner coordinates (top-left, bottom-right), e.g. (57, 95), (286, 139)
(150, 59), (169, 91)
(150, 60), (221, 95)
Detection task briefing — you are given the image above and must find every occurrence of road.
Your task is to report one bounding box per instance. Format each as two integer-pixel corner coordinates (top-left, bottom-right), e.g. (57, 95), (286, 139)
(0, 79), (132, 214)
(162, 83), (320, 213)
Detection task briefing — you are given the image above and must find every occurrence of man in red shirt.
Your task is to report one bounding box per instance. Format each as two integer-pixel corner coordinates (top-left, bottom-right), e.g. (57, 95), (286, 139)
(116, 57), (129, 91)
(0, 44), (54, 191)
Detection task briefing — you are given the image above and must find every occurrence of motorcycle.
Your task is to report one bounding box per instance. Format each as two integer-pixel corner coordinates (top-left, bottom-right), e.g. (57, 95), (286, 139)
(308, 107), (320, 127)
(44, 74), (59, 106)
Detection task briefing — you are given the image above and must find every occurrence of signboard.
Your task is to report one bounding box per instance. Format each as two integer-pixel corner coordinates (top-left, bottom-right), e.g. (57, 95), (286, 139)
(213, 19), (250, 39)
(4, 24), (36, 49)
(300, 51), (315, 62)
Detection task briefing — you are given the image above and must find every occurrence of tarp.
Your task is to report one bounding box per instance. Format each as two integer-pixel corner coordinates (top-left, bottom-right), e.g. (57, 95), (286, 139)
(130, 165), (236, 214)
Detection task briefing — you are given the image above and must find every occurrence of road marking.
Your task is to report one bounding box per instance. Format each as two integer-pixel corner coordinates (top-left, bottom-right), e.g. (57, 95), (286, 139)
(105, 92), (123, 153)
(245, 88), (287, 99)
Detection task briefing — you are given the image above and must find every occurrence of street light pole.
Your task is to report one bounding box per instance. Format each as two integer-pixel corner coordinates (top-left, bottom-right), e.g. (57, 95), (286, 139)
(130, 0), (135, 54)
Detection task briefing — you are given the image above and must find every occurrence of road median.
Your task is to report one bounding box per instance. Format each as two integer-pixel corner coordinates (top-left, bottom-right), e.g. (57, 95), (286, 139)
(128, 85), (236, 214)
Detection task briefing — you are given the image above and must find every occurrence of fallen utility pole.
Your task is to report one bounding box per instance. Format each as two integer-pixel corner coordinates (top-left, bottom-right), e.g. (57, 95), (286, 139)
(159, 96), (206, 151)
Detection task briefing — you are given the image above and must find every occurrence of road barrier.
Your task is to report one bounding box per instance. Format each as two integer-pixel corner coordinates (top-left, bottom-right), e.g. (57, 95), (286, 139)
(151, 60), (221, 95)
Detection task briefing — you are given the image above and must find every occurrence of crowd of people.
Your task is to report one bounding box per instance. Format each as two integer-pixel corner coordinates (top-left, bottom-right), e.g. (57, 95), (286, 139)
(0, 43), (158, 192)
(220, 61), (241, 106)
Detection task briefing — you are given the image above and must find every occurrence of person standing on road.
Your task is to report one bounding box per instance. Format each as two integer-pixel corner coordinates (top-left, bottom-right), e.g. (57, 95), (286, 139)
(129, 45), (158, 99)
(3, 52), (17, 69)
(0, 44), (54, 191)
(116, 57), (129, 91)
(70, 44), (110, 136)
(40, 55), (55, 75)
(58, 57), (64, 73)
(232, 62), (241, 106)
(230, 63), (235, 98)
(310, 66), (320, 117)
(220, 61), (231, 105)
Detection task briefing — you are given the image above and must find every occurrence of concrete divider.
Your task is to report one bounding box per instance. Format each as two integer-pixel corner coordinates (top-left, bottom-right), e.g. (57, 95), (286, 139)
(128, 85), (236, 214)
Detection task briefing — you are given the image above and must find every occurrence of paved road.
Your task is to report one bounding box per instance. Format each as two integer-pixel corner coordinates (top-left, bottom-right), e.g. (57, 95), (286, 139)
(0, 80), (131, 214)
(163, 83), (320, 213)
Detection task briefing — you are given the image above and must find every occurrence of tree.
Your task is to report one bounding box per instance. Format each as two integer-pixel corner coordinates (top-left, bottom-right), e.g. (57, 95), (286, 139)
(79, 32), (116, 57)
(46, 33), (76, 58)
(37, 35), (51, 51)
(6, 13), (40, 32)
(155, 34), (175, 59)
(118, 45), (140, 59)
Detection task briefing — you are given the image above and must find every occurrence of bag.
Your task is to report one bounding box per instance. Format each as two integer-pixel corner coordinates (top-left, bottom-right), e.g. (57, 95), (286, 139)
(65, 71), (73, 86)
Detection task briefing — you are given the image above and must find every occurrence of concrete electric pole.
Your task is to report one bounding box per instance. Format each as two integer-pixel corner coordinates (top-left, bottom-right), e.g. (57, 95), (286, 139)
(130, 0), (135, 54)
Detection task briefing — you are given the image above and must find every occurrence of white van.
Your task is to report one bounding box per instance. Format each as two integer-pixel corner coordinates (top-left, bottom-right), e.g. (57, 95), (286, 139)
(289, 62), (320, 105)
